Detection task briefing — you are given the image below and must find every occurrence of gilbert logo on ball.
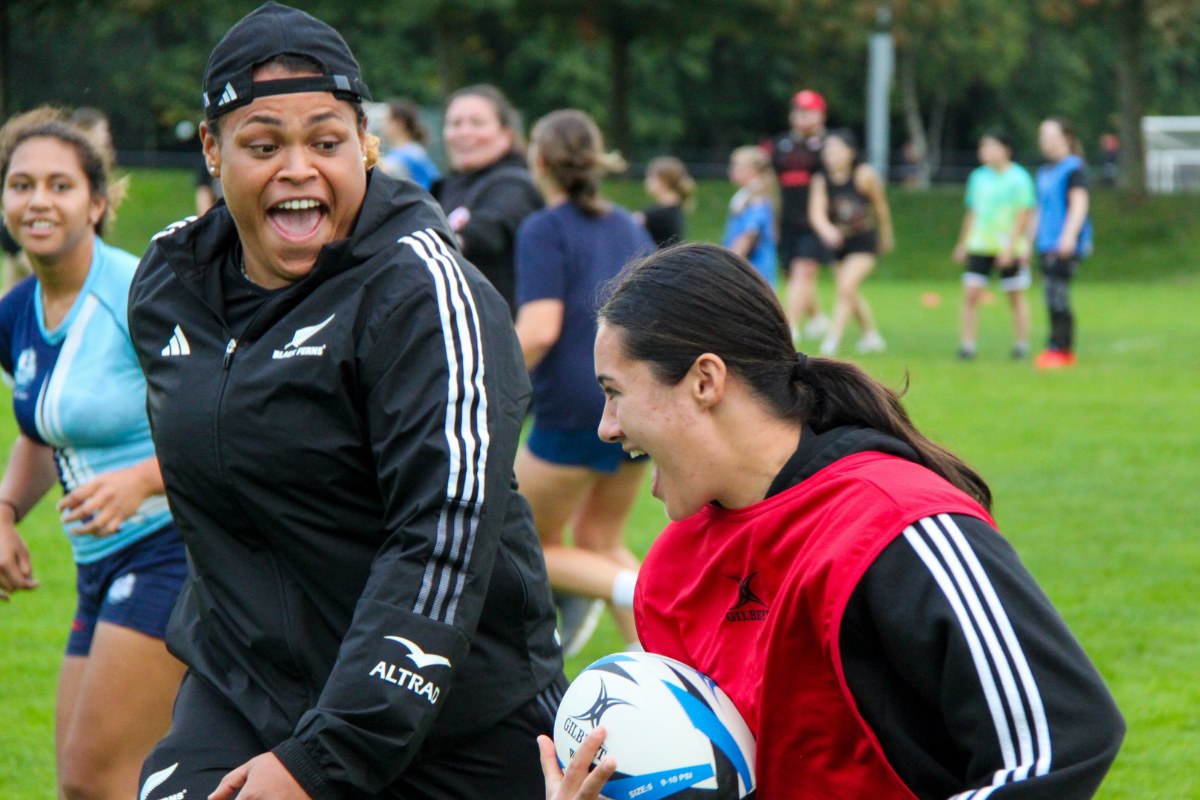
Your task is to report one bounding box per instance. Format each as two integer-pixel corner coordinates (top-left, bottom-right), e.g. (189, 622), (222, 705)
(553, 652), (756, 800)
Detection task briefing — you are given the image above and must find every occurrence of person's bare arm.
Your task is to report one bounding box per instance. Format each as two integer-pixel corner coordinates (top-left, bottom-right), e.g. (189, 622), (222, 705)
(860, 165), (894, 254)
(954, 210), (975, 264)
(1026, 207), (1040, 261)
(1057, 187), (1089, 258)
(1001, 207), (1033, 267)
(515, 299), (565, 371)
(729, 231), (759, 258)
(0, 434), (59, 598)
(807, 174), (842, 249)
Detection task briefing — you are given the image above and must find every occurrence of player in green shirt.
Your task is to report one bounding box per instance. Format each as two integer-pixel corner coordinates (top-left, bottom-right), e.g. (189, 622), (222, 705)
(953, 131), (1036, 359)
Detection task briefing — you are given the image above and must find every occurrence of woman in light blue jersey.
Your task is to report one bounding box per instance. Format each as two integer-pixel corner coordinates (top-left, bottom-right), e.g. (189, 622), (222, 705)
(0, 109), (186, 800)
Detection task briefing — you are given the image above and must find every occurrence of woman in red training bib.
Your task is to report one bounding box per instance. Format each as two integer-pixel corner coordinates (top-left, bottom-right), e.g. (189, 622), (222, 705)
(543, 242), (1123, 800)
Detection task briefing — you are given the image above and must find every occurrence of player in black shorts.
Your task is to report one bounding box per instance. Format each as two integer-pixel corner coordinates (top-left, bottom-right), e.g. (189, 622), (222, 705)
(770, 90), (832, 343)
(808, 129), (894, 357)
(953, 131), (1037, 360)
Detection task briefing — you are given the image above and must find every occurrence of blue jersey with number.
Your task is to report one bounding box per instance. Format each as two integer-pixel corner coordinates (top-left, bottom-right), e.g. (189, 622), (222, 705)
(0, 238), (171, 563)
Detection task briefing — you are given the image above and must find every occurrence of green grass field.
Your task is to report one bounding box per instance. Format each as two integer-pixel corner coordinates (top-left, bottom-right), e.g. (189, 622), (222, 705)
(1, 170), (1198, 799)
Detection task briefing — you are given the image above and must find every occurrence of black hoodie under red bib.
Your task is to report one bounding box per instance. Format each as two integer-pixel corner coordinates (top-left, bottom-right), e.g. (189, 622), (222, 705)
(636, 426), (1123, 800)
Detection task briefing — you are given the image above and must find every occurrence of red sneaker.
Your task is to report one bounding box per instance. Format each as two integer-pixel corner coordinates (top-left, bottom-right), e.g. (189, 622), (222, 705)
(1035, 350), (1076, 369)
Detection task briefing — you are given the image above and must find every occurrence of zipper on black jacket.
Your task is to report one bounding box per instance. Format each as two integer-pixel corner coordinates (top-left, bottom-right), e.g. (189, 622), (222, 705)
(213, 334), (237, 487)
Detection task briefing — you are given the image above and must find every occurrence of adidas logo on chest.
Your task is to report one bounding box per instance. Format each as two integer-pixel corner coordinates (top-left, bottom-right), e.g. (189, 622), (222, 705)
(161, 325), (190, 357)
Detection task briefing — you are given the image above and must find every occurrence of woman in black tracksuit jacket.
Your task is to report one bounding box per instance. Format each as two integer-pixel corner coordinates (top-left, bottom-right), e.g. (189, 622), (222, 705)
(432, 85), (543, 317)
(128, 6), (562, 800)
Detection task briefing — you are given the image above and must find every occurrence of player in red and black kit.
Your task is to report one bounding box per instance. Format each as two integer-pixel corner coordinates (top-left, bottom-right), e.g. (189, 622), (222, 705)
(770, 90), (830, 344)
(541, 243), (1123, 800)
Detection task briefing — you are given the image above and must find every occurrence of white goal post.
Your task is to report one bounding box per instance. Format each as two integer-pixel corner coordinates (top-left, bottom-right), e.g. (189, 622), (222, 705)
(1144, 116), (1200, 193)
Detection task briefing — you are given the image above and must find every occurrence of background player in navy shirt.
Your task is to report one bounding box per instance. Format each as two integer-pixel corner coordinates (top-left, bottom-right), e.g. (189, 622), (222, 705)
(513, 110), (653, 656)
(0, 108), (185, 800)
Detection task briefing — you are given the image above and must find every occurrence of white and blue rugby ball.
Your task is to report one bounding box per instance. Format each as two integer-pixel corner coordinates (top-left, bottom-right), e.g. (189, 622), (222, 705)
(553, 652), (756, 800)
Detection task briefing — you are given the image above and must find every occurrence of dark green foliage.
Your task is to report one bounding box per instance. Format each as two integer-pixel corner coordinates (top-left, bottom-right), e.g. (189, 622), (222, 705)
(4, 0), (1198, 163)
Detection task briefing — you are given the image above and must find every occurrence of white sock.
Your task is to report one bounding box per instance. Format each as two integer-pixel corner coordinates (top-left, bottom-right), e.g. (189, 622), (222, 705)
(611, 569), (638, 609)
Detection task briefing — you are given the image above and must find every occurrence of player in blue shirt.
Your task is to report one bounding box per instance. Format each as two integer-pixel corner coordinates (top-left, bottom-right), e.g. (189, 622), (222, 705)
(0, 110), (186, 800)
(379, 99), (440, 190)
(1033, 117), (1092, 369)
(723, 145), (779, 284)
(514, 110), (653, 657)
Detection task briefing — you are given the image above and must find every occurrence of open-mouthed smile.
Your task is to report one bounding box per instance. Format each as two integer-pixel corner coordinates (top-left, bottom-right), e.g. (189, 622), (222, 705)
(265, 197), (329, 242)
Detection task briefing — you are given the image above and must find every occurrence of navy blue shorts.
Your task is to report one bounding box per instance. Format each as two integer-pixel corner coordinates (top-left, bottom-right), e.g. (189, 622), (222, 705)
(66, 523), (188, 657)
(526, 427), (648, 474)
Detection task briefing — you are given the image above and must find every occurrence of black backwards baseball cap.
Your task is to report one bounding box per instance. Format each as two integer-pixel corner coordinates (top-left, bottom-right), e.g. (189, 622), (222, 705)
(202, 2), (371, 121)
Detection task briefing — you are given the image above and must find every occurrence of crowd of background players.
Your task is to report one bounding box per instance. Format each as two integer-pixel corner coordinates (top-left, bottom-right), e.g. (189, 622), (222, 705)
(0, 84), (1096, 660)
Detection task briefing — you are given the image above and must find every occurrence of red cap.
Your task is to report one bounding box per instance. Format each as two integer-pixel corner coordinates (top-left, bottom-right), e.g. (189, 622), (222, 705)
(792, 90), (826, 113)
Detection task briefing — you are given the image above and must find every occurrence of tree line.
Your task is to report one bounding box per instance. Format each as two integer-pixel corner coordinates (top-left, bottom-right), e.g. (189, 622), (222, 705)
(2, 0), (1197, 191)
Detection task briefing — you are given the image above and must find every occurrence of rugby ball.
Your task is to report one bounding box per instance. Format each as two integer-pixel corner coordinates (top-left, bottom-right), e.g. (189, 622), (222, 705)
(553, 652), (756, 800)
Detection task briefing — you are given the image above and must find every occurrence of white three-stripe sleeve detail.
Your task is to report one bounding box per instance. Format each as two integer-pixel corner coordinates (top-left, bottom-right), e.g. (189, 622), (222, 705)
(919, 516), (1035, 785)
(952, 786), (1002, 800)
(939, 513), (1053, 778)
(901, 526), (1019, 772)
(419, 232), (472, 622)
(401, 234), (461, 619)
(414, 232), (470, 622)
(400, 230), (489, 625)
(421, 230), (490, 624)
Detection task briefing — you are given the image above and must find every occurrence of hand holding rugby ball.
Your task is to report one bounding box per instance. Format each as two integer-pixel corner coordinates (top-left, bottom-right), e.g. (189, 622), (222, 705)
(551, 652), (756, 800)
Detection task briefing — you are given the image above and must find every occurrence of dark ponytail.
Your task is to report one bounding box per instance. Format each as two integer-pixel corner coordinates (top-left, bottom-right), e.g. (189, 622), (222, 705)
(530, 109), (624, 217)
(598, 243), (992, 511)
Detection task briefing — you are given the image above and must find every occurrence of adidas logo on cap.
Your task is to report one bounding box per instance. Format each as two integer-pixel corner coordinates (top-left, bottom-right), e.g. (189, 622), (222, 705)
(219, 82), (238, 106)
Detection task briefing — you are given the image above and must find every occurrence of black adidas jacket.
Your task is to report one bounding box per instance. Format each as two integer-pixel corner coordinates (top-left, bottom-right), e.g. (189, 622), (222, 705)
(769, 425), (1124, 799)
(432, 151), (542, 314)
(128, 171), (562, 800)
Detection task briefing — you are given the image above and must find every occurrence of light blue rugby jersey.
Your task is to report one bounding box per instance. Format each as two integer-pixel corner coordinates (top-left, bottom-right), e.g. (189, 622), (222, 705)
(0, 237), (171, 563)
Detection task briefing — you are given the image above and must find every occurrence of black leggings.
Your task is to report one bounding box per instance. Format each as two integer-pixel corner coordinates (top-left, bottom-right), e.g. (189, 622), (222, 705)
(1040, 253), (1078, 352)
(140, 672), (564, 800)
